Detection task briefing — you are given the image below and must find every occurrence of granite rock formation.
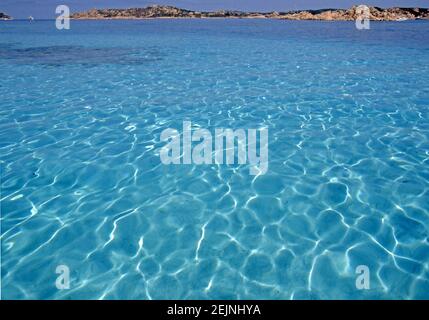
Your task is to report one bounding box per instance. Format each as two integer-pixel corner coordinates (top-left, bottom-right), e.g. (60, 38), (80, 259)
(70, 5), (429, 21)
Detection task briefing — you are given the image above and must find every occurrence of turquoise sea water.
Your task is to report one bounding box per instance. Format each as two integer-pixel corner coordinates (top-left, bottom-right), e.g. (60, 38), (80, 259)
(1, 19), (429, 300)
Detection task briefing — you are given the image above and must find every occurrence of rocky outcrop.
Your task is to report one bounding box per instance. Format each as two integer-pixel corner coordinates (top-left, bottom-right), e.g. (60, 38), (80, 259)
(0, 12), (12, 20)
(71, 6), (194, 19)
(283, 6), (429, 21)
(71, 5), (429, 21)
(71, 6), (262, 19)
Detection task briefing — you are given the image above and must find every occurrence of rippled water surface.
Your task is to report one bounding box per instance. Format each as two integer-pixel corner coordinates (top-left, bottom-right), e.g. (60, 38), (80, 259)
(1, 19), (429, 299)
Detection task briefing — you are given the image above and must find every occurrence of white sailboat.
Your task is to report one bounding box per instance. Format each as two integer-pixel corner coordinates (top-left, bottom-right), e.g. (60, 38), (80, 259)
(28, 15), (34, 22)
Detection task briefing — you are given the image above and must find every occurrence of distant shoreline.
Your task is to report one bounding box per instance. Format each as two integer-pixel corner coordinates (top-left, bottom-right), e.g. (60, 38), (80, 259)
(2, 18), (429, 22)
(68, 17), (429, 21)
(3, 5), (429, 21)
(71, 5), (429, 21)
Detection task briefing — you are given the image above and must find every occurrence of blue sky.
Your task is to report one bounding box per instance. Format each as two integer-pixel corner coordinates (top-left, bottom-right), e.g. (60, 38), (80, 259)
(2, 1), (428, 19)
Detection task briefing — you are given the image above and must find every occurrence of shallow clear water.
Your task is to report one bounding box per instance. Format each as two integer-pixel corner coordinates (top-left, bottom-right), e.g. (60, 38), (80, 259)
(1, 19), (429, 300)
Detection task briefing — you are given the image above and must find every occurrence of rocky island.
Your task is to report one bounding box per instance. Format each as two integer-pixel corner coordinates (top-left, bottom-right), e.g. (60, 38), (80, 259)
(0, 12), (12, 20)
(71, 5), (429, 21)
